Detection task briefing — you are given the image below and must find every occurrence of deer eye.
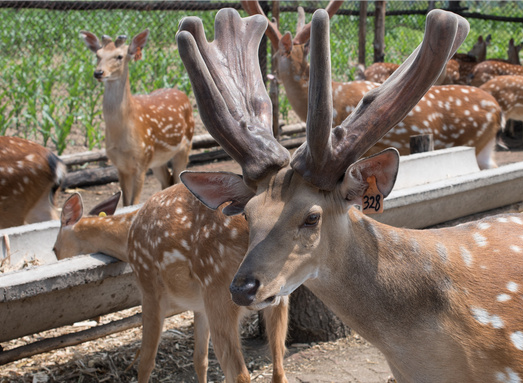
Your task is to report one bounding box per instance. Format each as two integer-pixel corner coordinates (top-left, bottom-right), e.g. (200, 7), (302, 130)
(116, 55), (123, 60)
(303, 213), (320, 227)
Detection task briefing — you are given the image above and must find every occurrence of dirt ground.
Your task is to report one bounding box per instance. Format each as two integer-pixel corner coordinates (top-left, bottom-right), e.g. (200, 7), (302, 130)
(2, 134), (523, 382)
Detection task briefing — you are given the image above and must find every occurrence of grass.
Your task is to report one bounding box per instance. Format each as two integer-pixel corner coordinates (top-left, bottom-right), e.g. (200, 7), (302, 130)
(0, 1), (522, 153)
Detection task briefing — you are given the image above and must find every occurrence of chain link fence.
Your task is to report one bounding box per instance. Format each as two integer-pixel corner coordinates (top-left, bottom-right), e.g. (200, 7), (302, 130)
(1, 1), (522, 154)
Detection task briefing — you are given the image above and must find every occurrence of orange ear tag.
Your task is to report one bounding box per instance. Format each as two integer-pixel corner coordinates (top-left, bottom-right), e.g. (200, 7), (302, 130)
(362, 176), (384, 214)
(134, 46), (142, 61)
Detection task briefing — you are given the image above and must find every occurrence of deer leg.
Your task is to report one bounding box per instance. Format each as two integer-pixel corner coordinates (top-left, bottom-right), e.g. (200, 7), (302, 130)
(204, 296), (250, 383)
(171, 142), (192, 184)
(129, 169), (147, 206)
(476, 137), (498, 170)
(193, 311), (211, 383)
(151, 164), (173, 190)
(137, 291), (167, 383)
(117, 169), (136, 207)
(261, 296), (289, 383)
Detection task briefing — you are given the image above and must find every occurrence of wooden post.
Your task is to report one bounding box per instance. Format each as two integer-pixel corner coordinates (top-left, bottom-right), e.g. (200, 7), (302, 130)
(373, 1), (386, 63)
(358, 0), (368, 68)
(410, 134), (434, 154)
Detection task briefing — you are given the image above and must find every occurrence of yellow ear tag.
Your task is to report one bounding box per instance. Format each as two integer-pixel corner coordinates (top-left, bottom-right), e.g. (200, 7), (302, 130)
(134, 46), (142, 61)
(99, 212), (107, 217)
(362, 176), (384, 214)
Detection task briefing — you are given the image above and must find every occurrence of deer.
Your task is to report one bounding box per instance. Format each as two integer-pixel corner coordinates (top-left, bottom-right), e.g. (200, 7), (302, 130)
(243, 1), (502, 170)
(363, 59), (460, 85)
(80, 29), (195, 206)
(177, 8), (523, 382)
(452, 34), (491, 84)
(480, 75), (523, 138)
(0, 136), (66, 229)
(53, 185), (289, 383)
(470, 59), (523, 87)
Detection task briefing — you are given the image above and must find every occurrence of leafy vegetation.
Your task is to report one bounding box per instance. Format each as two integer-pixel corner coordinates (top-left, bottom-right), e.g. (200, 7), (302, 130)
(0, 1), (521, 153)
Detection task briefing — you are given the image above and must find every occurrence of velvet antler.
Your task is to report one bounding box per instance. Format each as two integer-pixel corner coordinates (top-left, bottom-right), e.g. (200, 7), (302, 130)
(177, 9), (290, 187)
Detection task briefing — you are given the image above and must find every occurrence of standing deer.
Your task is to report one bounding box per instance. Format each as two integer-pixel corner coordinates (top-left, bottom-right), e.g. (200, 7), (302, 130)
(80, 29), (194, 206)
(54, 185), (288, 383)
(178, 8), (523, 382)
(0, 136), (65, 229)
(243, 2), (501, 170)
(452, 34), (491, 83)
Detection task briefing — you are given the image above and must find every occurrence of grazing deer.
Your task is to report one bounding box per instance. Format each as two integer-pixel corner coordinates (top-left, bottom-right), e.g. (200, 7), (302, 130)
(80, 29), (195, 206)
(364, 59), (460, 85)
(0, 136), (65, 229)
(243, 2), (501, 170)
(53, 185), (288, 383)
(178, 8), (523, 382)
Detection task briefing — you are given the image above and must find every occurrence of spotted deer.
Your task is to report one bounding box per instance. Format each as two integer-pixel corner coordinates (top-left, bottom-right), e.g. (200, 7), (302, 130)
(470, 60), (523, 87)
(53, 185), (288, 383)
(453, 34), (491, 84)
(364, 59), (460, 85)
(80, 29), (195, 206)
(0, 136), (66, 229)
(178, 8), (523, 382)
(480, 75), (523, 137)
(243, 2), (502, 170)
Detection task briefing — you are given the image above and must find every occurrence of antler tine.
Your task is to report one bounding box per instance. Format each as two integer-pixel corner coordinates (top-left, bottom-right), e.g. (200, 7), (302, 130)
(291, 9), (470, 191)
(115, 35), (127, 47)
(293, 1), (344, 45)
(177, 9), (290, 188)
(101, 35), (113, 47)
(241, 0), (282, 49)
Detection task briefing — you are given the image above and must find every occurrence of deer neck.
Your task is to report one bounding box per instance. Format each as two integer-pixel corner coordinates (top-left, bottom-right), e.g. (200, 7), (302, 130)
(276, 51), (310, 122)
(102, 66), (135, 135)
(306, 208), (449, 343)
(73, 212), (136, 261)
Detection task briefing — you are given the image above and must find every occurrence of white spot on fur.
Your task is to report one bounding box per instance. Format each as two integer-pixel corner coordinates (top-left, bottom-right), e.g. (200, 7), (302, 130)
(473, 232), (488, 247)
(511, 331), (523, 351)
(471, 307), (504, 329)
(507, 281), (519, 292)
(495, 367), (522, 383)
(460, 246), (472, 267)
(497, 293), (511, 302)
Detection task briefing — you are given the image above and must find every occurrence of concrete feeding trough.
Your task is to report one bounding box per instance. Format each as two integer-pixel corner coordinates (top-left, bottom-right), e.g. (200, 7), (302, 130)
(1, 146), (522, 363)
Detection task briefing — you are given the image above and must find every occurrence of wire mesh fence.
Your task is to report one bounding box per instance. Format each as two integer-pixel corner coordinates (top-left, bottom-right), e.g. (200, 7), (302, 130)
(1, 1), (522, 154)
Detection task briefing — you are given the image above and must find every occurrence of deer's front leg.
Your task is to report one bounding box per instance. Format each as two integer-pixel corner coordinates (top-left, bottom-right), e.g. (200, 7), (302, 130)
(262, 296), (289, 383)
(204, 295), (250, 383)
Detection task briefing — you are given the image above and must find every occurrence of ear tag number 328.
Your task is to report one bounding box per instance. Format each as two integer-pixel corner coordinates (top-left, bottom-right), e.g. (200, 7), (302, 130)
(362, 176), (383, 214)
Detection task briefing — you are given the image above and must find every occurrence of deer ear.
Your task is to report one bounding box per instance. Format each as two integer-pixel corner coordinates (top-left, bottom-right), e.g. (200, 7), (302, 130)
(180, 171), (255, 216)
(338, 149), (400, 205)
(88, 191), (121, 216)
(80, 31), (101, 53)
(61, 193), (84, 227)
(279, 32), (293, 55)
(129, 29), (149, 59)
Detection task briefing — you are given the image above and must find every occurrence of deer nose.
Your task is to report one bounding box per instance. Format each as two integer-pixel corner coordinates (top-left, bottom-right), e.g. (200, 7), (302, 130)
(230, 275), (260, 306)
(94, 69), (104, 79)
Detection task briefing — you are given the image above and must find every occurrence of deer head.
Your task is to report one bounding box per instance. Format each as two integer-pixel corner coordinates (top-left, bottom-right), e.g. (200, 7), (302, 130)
(177, 8), (468, 308)
(80, 29), (149, 82)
